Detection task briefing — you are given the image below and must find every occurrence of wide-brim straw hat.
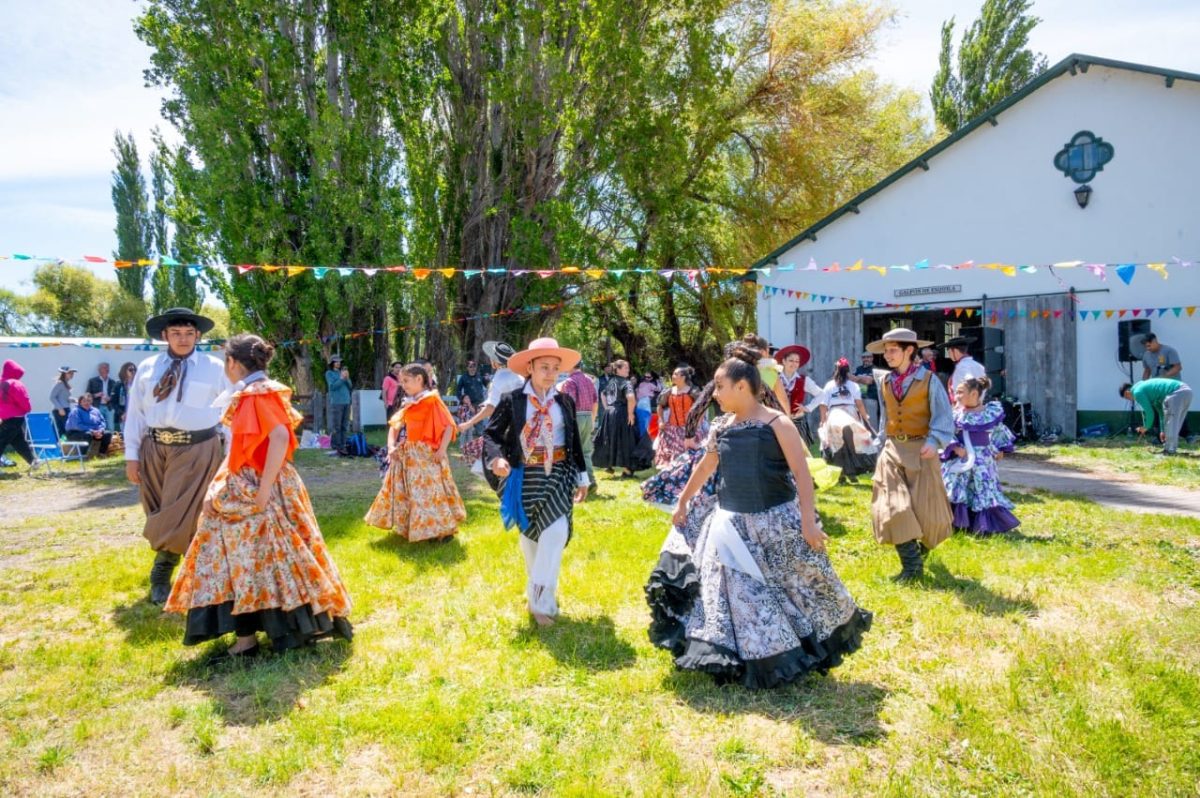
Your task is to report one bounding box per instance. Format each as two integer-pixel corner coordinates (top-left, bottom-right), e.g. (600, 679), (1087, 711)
(507, 337), (581, 375)
(145, 307), (215, 341)
(865, 327), (933, 354)
(773, 344), (811, 368)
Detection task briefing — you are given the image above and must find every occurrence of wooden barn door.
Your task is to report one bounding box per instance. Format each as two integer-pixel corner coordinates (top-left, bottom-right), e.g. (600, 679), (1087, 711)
(985, 292), (1077, 439)
(792, 308), (864, 387)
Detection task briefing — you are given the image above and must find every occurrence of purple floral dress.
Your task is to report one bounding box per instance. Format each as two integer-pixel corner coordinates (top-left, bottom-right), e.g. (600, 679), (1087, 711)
(641, 418), (715, 508)
(940, 401), (1020, 535)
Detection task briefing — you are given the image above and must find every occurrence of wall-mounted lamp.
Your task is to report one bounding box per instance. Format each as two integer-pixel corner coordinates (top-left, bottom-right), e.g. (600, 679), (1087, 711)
(1074, 183), (1092, 209)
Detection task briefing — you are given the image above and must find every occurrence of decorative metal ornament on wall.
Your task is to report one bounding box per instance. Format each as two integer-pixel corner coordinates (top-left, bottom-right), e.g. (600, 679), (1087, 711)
(1053, 131), (1115, 183)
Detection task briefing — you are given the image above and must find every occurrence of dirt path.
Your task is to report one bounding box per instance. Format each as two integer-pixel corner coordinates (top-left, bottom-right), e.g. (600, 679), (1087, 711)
(1001, 458), (1200, 519)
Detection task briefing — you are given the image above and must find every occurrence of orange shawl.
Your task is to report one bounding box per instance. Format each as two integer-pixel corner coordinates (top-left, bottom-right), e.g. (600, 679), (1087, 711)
(223, 380), (302, 474)
(389, 392), (457, 447)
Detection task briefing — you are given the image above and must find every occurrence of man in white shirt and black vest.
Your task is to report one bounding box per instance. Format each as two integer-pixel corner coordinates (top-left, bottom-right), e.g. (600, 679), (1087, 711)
(124, 308), (230, 604)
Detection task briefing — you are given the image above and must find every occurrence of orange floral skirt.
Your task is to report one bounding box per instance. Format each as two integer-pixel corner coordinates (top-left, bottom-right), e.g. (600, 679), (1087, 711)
(364, 442), (466, 541)
(165, 462), (353, 648)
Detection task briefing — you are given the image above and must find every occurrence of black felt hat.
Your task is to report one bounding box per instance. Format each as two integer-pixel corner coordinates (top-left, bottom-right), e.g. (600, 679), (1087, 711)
(145, 307), (215, 341)
(938, 336), (976, 350)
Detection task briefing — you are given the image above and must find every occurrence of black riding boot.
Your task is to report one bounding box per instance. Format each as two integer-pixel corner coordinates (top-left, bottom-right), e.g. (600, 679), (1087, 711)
(892, 540), (924, 582)
(149, 550), (181, 605)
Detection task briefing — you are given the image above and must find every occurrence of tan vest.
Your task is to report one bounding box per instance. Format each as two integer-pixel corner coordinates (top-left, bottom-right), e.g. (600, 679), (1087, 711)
(883, 369), (932, 438)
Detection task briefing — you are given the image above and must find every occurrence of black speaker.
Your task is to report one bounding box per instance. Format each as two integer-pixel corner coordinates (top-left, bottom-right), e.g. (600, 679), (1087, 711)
(967, 327), (1005, 372)
(1118, 319), (1151, 362)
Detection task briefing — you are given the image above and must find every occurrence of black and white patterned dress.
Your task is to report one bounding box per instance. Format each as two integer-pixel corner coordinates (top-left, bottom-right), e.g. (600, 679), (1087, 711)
(646, 416), (871, 688)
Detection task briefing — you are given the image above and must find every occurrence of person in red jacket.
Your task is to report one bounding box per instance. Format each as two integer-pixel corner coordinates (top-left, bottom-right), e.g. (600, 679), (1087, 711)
(0, 359), (35, 466)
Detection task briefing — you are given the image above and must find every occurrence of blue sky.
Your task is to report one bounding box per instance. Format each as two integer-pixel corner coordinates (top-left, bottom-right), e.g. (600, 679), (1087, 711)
(1, 0), (1198, 295)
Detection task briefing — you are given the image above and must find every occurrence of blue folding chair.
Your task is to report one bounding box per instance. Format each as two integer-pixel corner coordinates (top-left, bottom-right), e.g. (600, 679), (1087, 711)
(24, 413), (87, 475)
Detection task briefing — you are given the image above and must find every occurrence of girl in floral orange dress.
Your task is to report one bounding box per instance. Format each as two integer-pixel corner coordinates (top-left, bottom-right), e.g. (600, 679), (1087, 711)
(365, 363), (466, 541)
(165, 334), (353, 660)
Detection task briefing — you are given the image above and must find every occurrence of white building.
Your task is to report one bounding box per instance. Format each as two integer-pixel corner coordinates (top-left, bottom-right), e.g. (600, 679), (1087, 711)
(754, 54), (1200, 437)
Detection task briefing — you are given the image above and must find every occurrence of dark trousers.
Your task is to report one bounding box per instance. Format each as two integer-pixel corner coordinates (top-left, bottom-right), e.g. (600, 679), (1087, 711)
(329, 403), (350, 450)
(0, 417), (34, 464)
(53, 410), (68, 437)
(67, 430), (112, 457)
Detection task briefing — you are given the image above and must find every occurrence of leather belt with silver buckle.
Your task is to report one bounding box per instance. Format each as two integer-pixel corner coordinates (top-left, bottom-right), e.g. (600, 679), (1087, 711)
(891, 433), (914, 442)
(149, 426), (219, 446)
(526, 447), (567, 466)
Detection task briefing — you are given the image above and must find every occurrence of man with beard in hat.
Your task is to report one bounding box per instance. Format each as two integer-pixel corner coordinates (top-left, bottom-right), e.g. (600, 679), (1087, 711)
(867, 328), (955, 581)
(941, 336), (986, 404)
(123, 308), (230, 604)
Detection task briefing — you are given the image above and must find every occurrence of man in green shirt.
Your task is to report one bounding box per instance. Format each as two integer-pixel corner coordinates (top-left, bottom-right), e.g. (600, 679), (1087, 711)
(1121, 379), (1193, 454)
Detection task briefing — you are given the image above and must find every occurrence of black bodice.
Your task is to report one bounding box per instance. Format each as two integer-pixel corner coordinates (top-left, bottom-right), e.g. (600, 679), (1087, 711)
(716, 420), (795, 513)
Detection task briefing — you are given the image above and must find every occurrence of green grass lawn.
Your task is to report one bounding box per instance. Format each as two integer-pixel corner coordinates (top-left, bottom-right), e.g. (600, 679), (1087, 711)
(1014, 438), (1200, 488)
(1, 450), (1199, 796)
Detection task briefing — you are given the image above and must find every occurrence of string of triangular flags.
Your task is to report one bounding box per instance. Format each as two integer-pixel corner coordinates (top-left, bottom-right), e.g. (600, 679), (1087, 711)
(0, 341), (224, 351)
(275, 286), (641, 349)
(2, 252), (1195, 284)
(761, 285), (1200, 322)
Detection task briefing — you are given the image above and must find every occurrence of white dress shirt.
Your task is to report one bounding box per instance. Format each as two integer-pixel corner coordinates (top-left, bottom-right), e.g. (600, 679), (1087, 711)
(523, 382), (590, 487)
(820, 379), (862, 408)
(123, 349), (230, 460)
(950, 355), (987, 392)
(484, 367), (525, 408)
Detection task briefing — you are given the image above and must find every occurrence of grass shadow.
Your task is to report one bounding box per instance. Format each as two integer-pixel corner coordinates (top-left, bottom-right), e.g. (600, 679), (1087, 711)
(924, 560), (1038, 617)
(990, 529), (1056, 545)
(164, 639), (353, 726)
(112, 599), (185, 646)
(368, 532), (467, 569)
(664, 672), (888, 745)
(512, 614), (637, 671)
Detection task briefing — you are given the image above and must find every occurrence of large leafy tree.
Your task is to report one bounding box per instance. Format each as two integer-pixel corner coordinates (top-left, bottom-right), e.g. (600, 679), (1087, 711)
(930, 0), (1048, 132)
(135, 0), (930, 385)
(22, 264), (144, 337)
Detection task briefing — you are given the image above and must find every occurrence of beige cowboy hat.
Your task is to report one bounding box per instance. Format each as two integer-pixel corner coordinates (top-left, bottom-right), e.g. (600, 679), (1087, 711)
(865, 327), (933, 354)
(507, 337), (581, 375)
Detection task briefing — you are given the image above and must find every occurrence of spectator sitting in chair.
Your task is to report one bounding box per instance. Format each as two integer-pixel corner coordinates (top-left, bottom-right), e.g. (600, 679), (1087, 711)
(65, 392), (113, 458)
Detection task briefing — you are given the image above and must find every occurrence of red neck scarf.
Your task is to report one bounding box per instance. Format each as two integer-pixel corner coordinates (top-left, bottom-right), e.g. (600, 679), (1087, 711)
(890, 361), (920, 402)
(522, 391), (556, 474)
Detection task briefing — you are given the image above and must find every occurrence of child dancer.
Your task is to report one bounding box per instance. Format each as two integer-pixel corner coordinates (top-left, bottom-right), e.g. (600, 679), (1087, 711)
(653, 366), (700, 468)
(645, 345), (871, 688)
(941, 376), (1020, 535)
(365, 363), (466, 541)
(818, 358), (878, 481)
(165, 334), (352, 659)
(483, 338), (590, 626)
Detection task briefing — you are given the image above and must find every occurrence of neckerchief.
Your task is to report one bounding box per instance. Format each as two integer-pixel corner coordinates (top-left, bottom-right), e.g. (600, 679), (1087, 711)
(152, 351), (190, 403)
(522, 389), (556, 474)
(210, 370), (266, 410)
(779, 370), (800, 392)
(890, 361), (920, 402)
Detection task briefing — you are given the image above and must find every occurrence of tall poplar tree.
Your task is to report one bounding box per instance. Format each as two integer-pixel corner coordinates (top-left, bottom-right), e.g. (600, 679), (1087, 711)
(110, 131), (152, 299)
(930, 0), (1048, 131)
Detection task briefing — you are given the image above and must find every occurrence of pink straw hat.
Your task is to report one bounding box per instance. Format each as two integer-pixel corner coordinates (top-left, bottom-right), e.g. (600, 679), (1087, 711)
(507, 337), (582, 375)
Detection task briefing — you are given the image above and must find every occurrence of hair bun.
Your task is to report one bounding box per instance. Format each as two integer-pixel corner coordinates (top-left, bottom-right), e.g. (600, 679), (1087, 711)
(724, 342), (760, 368)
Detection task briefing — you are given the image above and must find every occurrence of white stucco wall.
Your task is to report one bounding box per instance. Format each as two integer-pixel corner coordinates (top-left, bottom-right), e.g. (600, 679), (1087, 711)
(757, 64), (1200, 412)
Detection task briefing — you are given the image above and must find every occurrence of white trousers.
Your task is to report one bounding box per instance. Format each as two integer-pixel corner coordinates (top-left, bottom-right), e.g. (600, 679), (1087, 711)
(518, 515), (569, 617)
